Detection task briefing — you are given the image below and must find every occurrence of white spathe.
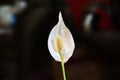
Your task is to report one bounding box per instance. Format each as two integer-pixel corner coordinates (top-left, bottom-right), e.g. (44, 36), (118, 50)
(48, 12), (75, 63)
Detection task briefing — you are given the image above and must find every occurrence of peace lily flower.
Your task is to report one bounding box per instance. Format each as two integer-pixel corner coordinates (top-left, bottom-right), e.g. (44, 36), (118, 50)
(48, 12), (75, 63)
(48, 12), (75, 80)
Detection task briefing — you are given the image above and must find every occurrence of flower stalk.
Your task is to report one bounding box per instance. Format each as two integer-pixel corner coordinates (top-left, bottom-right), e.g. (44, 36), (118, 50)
(60, 52), (67, 80)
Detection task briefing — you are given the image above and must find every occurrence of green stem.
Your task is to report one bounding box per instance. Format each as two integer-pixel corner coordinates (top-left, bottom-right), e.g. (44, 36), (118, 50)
(59, 51), (67, 80)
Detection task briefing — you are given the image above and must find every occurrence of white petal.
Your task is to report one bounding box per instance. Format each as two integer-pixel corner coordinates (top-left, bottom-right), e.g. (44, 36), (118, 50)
(48, 12), (75, 63)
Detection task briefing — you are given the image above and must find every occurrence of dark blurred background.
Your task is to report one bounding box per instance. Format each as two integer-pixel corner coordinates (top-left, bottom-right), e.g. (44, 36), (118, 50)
(0, 0), (120, 80)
